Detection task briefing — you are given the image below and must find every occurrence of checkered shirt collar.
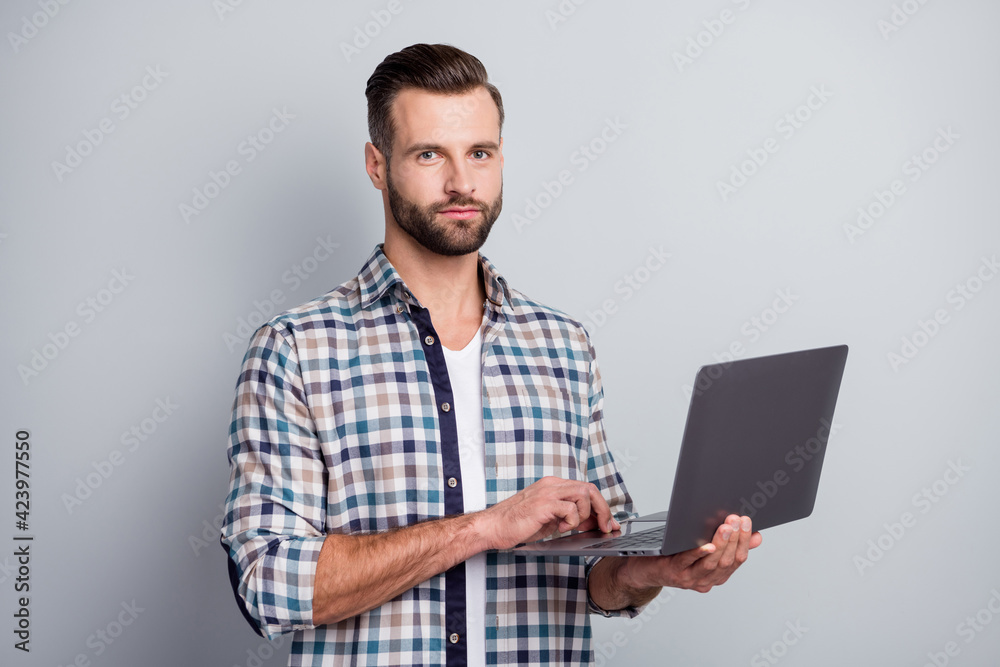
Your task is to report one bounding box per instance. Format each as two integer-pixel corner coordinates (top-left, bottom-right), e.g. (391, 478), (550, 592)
(358, 243), (510, 311)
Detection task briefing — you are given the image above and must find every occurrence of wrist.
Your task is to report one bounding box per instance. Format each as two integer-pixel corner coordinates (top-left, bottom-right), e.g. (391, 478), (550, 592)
(613, 556), (655, 593)
(460, 510), (495, 554)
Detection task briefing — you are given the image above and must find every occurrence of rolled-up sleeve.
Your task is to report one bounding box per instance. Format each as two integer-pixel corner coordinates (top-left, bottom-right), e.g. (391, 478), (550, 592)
(220, 323), (328, 639)
(579, 333), (644, 619)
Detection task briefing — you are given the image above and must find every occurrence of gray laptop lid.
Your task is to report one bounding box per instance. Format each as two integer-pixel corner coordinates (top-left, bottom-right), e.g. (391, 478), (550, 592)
(660, 343), (848, 554)
(512, 344), (848, 557)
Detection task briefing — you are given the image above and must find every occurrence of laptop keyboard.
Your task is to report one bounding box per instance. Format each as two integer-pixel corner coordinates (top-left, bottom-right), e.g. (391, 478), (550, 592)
(582, 525), (665, 550)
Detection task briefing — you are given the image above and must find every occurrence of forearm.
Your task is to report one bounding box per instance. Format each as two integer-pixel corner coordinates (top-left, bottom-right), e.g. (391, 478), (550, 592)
(588, 556), (661, 612)
(312, 512), (490, 625)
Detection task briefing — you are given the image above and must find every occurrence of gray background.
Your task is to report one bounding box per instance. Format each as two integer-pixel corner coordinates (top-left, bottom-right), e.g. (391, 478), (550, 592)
(2, 0), (997, 665)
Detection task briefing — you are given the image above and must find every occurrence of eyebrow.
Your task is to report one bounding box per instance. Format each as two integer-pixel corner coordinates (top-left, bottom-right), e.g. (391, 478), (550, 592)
(403, 141), (501, 157)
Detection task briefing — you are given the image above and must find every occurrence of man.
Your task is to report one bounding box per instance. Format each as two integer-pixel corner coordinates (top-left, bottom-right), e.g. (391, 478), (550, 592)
(222, 43), (762, 666)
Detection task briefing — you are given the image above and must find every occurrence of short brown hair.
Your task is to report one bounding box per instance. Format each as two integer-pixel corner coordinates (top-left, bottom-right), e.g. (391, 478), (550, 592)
(365, 43), (504, 162)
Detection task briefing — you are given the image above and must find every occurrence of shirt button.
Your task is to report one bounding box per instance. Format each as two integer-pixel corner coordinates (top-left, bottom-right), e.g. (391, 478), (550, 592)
(447, 477), (458, 488)
(449, 633), (460, 644)
(424, 335), (435, 345)
(396, 304), (404, 314)
(441, 402), (451, 412)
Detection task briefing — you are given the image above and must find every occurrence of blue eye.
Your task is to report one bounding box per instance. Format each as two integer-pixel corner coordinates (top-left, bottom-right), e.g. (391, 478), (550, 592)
(419, 151), (436, 160)
(472, 150), (488, 159)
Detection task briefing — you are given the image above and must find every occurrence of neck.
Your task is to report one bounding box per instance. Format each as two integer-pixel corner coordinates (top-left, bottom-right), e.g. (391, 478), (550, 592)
(382, 233), (486, 322)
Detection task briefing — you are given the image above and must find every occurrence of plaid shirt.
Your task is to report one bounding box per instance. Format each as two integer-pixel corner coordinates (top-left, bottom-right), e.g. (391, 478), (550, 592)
(222, 245), (638, 666)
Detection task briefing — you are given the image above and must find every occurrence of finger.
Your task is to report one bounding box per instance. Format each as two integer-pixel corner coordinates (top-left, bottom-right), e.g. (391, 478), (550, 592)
(570, 484), (594, 528)
(673, 542), (715, 571)
(718, 516), (744, 568)
(732, 516), (753, 565)
(585, 483), (617, 533)
(700, 517), (740, 571)
(555, 500), (582, 533)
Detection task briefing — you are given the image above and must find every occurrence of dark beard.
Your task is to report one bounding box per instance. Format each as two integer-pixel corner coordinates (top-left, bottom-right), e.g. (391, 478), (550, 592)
(387, 171), (503, 257)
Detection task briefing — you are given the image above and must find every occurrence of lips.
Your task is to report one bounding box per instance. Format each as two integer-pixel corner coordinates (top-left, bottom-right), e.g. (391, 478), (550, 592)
(437, 207), (481, 220)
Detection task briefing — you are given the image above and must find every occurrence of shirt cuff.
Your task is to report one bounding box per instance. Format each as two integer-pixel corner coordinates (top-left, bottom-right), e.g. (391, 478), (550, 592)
(584, 556), (647, 619)
(245, 534), (327, 639)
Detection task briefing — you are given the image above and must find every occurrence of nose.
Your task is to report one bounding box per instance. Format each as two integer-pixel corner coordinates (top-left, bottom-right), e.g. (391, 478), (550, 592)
(444, 158), (474, 198)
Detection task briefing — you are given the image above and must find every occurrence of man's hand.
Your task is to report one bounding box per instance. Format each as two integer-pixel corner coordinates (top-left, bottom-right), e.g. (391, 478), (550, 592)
(313, 476), (616, 625)
(633, 514), (762, 592)
(588, 515), (762, 611)
(476, 476), (620, 550)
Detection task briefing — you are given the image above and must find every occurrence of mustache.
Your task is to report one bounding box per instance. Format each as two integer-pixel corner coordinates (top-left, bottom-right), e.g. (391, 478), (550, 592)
(432, 197), (485, 212)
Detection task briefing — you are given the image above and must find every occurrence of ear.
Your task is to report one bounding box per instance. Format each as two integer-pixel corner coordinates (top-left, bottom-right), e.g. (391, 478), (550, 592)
(365, 142), (388, 191)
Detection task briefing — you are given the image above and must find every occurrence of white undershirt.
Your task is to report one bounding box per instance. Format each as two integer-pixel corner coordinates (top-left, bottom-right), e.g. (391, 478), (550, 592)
(441, 327), (487, 667)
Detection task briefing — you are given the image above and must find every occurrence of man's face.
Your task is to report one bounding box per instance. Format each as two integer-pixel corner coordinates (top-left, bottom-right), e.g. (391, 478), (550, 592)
(383, 86), (503, 257)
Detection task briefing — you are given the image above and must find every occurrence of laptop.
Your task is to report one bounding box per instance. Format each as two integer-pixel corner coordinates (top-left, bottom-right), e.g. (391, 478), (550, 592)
(512, 344), (848, 557)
